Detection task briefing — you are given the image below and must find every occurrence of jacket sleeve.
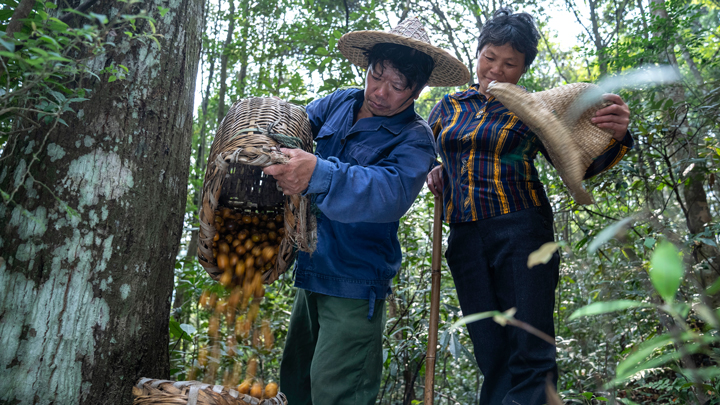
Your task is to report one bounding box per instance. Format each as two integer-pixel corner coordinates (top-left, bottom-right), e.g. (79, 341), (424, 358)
(583, 131), (635, 179)
(537, 130), (634, 179)
(305, 130), (437, 224)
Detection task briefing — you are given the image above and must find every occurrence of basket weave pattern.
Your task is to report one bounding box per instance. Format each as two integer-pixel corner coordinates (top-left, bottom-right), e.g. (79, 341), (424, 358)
(486, 82), (613, 205)
(197, 98), (316, 284)
(337, 18), (471, 87)
(132, 378), (287, 405)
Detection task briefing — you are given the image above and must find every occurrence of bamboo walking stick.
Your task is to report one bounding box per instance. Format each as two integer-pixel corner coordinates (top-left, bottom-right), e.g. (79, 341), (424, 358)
(424, 195), (443, 404)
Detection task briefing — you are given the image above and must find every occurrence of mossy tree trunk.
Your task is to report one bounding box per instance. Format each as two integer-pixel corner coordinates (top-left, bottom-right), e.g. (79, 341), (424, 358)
(0, 0), (204, 403)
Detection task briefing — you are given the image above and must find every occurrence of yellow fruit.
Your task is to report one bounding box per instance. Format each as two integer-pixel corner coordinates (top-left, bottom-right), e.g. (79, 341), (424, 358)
(226, 335), (237, 357)
(209, 315), (220, 338)
(219, 270), (232, 287)
(242, 215), (252, 224)
(238, 380), (251, 394)
(246, 357), (258, 379)
(252, 246), (262, 257)
(261, 246), (275, 262)
(275, 214), (283, 223)
(234, 262), (246, 278)
(199, 290), (209, 308)
(250, 381), (263, 399)
(265, 382), (278, 398)
(235, 245), (247, 255)
(219, 242), (230, 254)
(213, 233), (220, 242)
(245, 256), (255, 271)
(251, 234), (261, 243)
(262, 319), (273, 350)
(217, 253), (229, 271)
(252, 216), (260, 225)
(244, 239), (254, 250)
(229, 252), (239, 267)
(232, 238), (241, 248)
(198, 346), (208, 366)
(221, 207), (233, 218)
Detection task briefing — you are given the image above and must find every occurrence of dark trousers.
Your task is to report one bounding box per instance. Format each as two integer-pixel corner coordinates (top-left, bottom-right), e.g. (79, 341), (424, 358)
(446, 206), (559, 405)
(279, 289), (386, 405)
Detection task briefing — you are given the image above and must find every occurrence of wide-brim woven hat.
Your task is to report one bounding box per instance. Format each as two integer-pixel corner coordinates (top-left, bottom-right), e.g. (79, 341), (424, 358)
(486, 81), (614, 205)
(337, 17), (471, 87)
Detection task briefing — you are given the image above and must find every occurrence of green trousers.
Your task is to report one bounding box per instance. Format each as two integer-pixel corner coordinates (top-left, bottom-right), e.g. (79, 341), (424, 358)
(279, 289), (387, 405)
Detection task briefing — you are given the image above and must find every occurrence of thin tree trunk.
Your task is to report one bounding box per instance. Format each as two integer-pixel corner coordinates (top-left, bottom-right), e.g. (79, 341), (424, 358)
(6, 0), (35, 37)
(217, 0), (236, 123)
(0, 0), (204, 402)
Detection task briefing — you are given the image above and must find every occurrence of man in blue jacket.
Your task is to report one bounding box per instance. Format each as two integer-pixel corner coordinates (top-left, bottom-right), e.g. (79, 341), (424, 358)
(263, 18), (469, 405)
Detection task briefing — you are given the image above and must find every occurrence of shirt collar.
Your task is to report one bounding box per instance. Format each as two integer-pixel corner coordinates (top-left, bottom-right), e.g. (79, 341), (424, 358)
(348, 90), (418, 136)
(452, 84), (494, 102)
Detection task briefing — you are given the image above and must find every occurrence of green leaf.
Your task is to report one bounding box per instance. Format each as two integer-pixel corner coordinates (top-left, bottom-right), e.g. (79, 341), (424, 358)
(317, 47), (328, 55)
(527, 242), (559, 268)
(158, 6), (170, 17)
(108, 75), (117, 82)
(168, 317), (192, 341)
(644, 237), (656, 248)
(588, 216), (634, 253)
(450, 310), (499, 331)
(649, 241), (683, 302)
(180, 323), (196, 336)
(89, 12), (109, 24)
(0, 35), (15, 52)
(45, 1), (57, 8)
(569, 300), (653, 320)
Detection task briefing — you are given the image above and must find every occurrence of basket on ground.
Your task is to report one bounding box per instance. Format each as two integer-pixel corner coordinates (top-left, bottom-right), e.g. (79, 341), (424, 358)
(197, 98), (316, 284)
(132, 378), (287, 405)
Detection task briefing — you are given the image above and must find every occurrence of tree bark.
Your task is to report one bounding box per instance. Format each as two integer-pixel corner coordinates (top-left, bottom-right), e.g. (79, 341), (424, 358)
(217, 0), (236, 122)
(0, 0), (204, 403)
(5, 0), (35, 37)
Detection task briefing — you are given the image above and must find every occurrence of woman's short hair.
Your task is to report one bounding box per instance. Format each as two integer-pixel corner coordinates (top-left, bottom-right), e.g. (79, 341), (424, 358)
(477, 8), (540, 70)
(364, 43), (435, 95)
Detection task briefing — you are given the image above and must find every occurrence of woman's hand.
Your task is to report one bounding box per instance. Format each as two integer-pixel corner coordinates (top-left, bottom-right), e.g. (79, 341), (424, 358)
(426, 165), (444, 198)
(592, 94), (630, 142)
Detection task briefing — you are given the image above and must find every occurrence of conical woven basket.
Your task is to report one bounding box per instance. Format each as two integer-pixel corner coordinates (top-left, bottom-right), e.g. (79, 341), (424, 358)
(132, 378), (287, 405)
(198, 98), (316, 284)
(486, 82), (613, 205)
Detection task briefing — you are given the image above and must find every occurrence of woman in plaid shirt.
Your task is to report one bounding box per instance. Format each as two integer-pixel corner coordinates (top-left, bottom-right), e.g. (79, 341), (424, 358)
(426, 8), (633, 405)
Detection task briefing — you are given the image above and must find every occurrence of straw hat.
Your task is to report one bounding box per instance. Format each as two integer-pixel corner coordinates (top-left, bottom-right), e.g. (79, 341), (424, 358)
(486, 81), (614, 205)
(337, 18), (471, 87)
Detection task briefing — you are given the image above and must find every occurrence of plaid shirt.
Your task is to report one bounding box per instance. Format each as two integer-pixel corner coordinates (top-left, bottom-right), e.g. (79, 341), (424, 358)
(428, 85), (634, 223)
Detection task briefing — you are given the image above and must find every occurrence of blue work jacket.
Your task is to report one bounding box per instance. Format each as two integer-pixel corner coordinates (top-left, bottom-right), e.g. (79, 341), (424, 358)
(295, 88), (436, 318)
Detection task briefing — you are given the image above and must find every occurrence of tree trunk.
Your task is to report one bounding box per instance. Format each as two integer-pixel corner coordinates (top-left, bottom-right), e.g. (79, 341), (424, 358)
(0, 0), (204, 403)
(217, 0), (236, 122)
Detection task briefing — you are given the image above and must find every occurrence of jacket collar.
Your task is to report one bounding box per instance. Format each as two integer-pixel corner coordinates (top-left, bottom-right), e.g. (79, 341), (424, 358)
(347, 89), (418, 136)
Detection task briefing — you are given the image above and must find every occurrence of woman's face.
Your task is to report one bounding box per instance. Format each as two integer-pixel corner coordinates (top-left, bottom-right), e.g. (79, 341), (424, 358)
(476, 43), (526, 96)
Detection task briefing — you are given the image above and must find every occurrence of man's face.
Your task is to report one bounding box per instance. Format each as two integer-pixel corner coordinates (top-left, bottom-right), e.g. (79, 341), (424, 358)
(362, 61), (420, 117)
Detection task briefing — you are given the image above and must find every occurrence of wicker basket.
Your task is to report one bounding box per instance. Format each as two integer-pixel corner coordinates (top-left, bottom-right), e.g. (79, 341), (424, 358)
(197, 98), (316, 284)
(132, 378), (287, 405)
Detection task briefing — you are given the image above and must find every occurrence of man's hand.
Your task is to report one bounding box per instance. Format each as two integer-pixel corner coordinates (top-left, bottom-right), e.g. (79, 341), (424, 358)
(592, 93), (630, 142)
(426, 165), (443, 198)
(263, 148), (317, 195)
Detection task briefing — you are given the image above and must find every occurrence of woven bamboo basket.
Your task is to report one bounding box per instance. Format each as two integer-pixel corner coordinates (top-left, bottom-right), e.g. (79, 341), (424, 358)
(197, 98), (316, 284)
(132, 378), (287, 405)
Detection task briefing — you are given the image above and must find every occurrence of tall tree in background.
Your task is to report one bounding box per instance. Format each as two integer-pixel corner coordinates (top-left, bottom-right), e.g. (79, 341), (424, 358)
(0, 0), (204, 402)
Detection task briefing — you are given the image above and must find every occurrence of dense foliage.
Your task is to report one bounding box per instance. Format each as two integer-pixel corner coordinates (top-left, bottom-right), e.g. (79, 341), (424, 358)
(2, 0), (720, 402)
